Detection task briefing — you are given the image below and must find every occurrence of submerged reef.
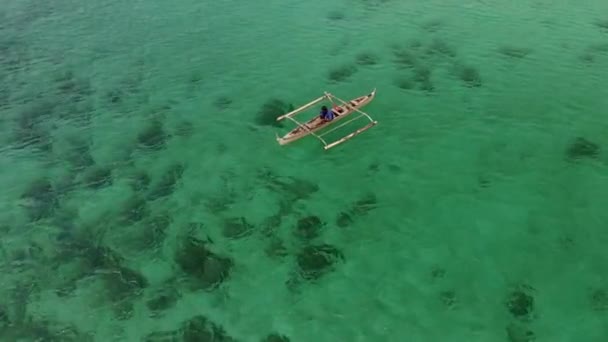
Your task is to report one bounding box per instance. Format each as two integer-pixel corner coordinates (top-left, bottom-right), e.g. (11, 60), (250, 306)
(143, 315), (237, 342)
(335, 192), (378, 228)
(506, 284), (536, 321)
(295, 243), (345, 281)
(565, 137), (600, 160)
(255, 99), (293, 127)
(174, 235), (234, 290)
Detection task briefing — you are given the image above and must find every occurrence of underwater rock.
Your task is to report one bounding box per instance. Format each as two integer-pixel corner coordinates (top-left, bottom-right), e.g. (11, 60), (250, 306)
(20, 178), (59, 221)
(566, 137), (599, 160)
(82, 165), (112, 189)
(137, 119), (167, 150)
(262, 333), (290, 342)
(175, 236), (234, 290)
(295, 216), (324, 240)
(296, 244), (344, 281)
(222, 217), (254, 239)
(256, 99), (292, 127)
(147, 163), (185, 200)
(506, 285), (535, 320)
(328, 64), (357, 83)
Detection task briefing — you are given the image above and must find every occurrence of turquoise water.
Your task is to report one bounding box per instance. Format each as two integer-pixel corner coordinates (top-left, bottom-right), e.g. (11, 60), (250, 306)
(1, 0), (608, 341)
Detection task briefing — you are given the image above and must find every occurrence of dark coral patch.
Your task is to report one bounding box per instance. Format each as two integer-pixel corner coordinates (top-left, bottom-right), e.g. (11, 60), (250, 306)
(506, 285), (535, 320)
(256, 99), (293, 127)
(456, 64), (482, 88)
(594, 19), (608, 31)
(296, 244), (344, 281)
(335, 211), (354, 228)
(137, 119), (167, 150)
(295, 215), (324, 240)
(506, 322), (535, 342)
(566, 137), (599, 160)
(147, 163), (185, 200)
(413, 65), (434, 92)
(262, 333), (290, 342)
(590, 288), (608, 312)
(175, 236), (233, 290)
(181, 315), (235, 341)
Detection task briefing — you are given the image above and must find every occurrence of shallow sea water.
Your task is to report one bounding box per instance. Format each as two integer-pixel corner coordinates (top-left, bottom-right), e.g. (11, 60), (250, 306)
(1, 0), (608, 341)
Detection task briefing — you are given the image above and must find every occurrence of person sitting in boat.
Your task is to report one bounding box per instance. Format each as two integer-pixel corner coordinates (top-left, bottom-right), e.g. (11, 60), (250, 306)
(319, 106), (335, 122)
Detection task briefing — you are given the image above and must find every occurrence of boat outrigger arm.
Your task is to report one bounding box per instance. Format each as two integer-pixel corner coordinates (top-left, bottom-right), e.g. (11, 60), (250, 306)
(275, 90), (378, 150)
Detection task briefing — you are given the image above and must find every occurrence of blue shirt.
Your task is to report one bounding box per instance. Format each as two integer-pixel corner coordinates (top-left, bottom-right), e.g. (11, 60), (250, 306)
(321, 109), (335, 120)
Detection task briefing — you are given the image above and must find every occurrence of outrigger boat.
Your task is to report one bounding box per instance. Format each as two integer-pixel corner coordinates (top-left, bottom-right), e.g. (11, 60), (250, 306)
(275, 89), (378, 150)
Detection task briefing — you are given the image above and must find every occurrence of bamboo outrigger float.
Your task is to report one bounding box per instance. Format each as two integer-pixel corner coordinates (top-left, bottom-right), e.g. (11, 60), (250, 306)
(275, 89), (378, 150)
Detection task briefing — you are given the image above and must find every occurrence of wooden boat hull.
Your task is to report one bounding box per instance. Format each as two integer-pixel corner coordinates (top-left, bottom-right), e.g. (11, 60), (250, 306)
(277, 89), (377, 146)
